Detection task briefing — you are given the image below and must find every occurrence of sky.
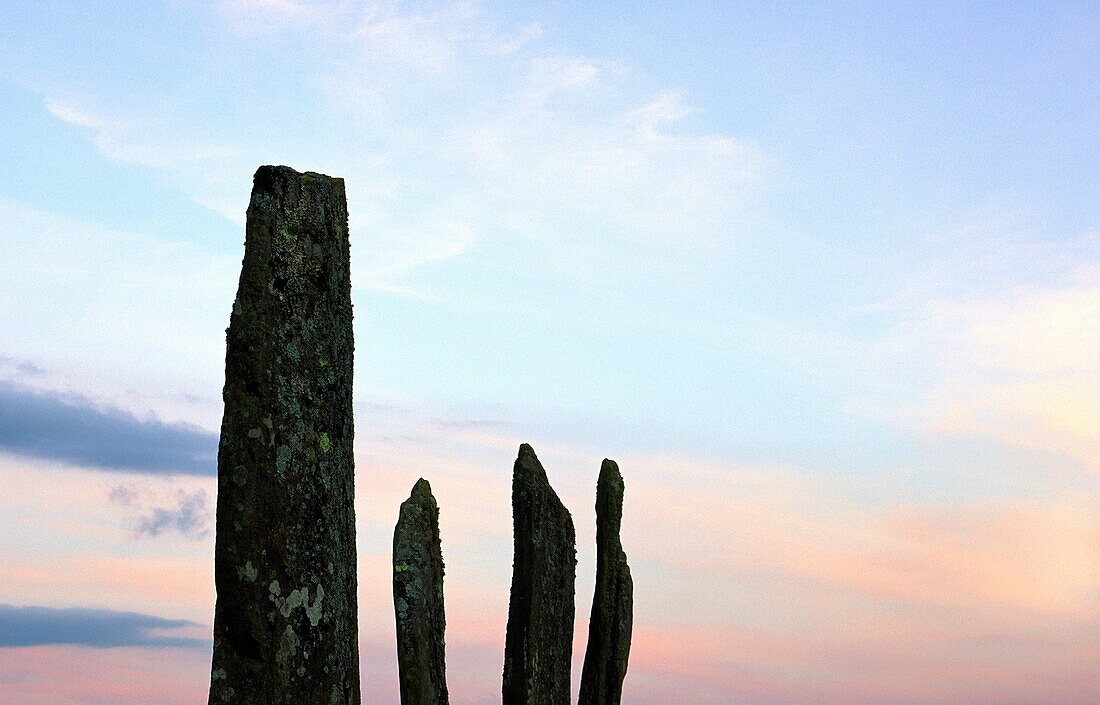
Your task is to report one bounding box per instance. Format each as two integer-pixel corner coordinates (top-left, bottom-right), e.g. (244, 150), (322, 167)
(0, 1), (1097, 703)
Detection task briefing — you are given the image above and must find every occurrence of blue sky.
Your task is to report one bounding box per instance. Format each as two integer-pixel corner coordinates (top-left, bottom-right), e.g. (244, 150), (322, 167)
(0, 2), (1097, 704)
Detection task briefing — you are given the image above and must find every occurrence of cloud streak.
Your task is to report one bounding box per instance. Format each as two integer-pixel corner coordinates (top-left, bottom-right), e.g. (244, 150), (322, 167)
(41, 1), (767, 299)
(132, 489), (212, 539)
(44, 97), (245, 170)
(846, 232), (1100, 474)
(0, 604), (207, 649)
(0, 380), (217, 475)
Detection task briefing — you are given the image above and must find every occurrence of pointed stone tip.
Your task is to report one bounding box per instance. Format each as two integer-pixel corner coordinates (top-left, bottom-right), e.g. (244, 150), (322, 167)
(515, 443), (547, 480)
(411, 477), (433, 497)
(599, 458), (624, 490)
(398, 478), (436, 517)
(596, 458), (625, 529)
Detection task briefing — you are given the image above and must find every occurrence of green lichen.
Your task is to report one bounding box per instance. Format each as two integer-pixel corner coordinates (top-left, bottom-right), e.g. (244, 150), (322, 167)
(276, 445), (292, 476)
(237, 561), (258, 582)
(319, 433), (331, 453)
(276, 624), (299, 664)
(281, 588), (304, 618)
(305, 584), (325, 627)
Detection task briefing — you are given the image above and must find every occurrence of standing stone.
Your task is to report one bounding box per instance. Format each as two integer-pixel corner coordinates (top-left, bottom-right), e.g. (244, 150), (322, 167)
(393, 478), (449, 705)
(578, 460), (633, 705)
(208, 165), (359, 705)
(502, 444), (577, 705)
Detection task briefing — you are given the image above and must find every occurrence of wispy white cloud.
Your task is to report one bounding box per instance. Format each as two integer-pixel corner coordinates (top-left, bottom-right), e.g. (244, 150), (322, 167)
(0, 199), (238, 401)
(40, 1), (766, 300)
(454, 61), (765, 246)
(353, 2), (483, 72)
(357, 220), (475, 292)
(44, 97), (245, 169)
(489, 22), (542, 56)
(847, 231), (1100, 473)
(216, 0), (346, 33)
(219, 0), (524, 66)
(913, 285), (1100, 471)
(41, 95), (256, 225)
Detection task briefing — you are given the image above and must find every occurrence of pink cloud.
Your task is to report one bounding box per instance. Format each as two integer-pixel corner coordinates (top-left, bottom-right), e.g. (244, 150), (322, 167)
(4, 419), (1099, 703)
(0, 646), (208, 705)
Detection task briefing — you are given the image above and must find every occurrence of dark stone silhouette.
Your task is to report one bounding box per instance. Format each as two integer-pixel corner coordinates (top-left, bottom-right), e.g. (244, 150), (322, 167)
(393, 479), (449, 705)
(208, 165), (359, 705)
(578, 459), (633, 705)
(502, 444), (577, 705)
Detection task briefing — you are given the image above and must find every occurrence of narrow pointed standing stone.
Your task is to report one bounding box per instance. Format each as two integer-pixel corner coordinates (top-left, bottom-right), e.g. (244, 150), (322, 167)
(393, 479), (449, 705)
(502, 444), (577, 705)
(208, 166), (359, 705)
(578, 460), (633, 705)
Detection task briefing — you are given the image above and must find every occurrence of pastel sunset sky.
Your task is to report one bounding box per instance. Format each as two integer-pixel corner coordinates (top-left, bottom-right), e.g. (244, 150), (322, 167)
(1, 2), (1098, 704)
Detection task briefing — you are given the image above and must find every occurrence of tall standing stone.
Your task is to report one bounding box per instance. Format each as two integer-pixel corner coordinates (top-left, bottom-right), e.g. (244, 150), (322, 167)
(208, 165), (359, 705)
(502, 444), (577, 705)
(393, 478), (449, 705)
(578, 460), (633, 705)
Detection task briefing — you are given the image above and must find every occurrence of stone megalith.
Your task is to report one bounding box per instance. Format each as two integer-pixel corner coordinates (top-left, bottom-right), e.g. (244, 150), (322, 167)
(208, 165), (359, 705)
(578, 459), (633, 705)
(393, 478), (449, 705)
(502, 444), (577, 705)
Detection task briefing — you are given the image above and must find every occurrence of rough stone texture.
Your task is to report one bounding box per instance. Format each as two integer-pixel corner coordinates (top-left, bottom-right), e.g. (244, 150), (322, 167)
(208, 165), (359, 705)
(578, 460), (633, 705)
(502, 444), (577, 705)
(393, 479), (449, 705)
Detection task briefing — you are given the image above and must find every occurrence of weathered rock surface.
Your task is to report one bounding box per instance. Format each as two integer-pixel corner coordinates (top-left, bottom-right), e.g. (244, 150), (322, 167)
(578, 459), (633, 705)
(502, 443), (577, 705)
(208, 165), (359, 705)
(393, 478), (449, 705)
